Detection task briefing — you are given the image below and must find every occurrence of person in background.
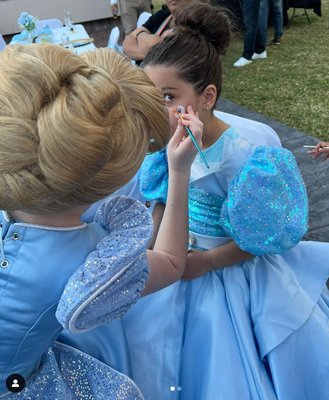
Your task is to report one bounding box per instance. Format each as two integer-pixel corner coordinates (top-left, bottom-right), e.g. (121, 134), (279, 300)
(233, 0), (267, 67)
(122, 0), (193, 62)
(308, 141), (329, 160)
(111, 0), (152, 36)
(258, 0), (283, 45)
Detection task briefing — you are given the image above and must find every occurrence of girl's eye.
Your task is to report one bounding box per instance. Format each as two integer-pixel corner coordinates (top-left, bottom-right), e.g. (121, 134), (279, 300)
(164, 94), (173, 103)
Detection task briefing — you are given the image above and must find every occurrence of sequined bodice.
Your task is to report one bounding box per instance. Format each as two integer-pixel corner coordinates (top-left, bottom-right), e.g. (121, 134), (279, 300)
(188, 188), (228, 237)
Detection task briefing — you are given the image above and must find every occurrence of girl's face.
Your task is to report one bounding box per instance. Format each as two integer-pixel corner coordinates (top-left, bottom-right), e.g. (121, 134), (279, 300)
(144, 65), (204, 135)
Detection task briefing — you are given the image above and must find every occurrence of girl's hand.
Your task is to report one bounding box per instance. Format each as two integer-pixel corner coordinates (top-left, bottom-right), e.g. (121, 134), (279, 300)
(308, 141), (329, 160)
(182, 249), (212, 280)
(167, 105), (203, 173)
(161, 28), (175, 38)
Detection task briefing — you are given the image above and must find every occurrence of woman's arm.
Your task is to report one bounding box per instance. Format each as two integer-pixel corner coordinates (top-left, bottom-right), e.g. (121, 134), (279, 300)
(123, 27), (162, 61)
(183, 241), (254, 280)
(143, 106), (203, 295)
(145, 167), (190, 294)
(148, 202), (165, 249)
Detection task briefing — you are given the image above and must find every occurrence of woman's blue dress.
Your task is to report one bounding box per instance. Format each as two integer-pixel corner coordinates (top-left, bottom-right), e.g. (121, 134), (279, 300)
(0, 197), (151, 399)
(120, 127), (329, 400)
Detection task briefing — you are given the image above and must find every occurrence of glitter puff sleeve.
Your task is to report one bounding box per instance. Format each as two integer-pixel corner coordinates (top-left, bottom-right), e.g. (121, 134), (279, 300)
(56, 196), (153, 333)
(139, 148), (169, 204)
(220, 146), (308, 256)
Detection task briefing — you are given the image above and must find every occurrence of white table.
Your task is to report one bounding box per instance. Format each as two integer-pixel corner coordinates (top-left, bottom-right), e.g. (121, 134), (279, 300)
(51, 24), (96, 54)
(10, 24), (96, 55)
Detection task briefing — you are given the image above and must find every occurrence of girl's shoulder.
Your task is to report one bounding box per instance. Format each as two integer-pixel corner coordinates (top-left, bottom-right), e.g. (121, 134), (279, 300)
(214, 110), (281, 148)
(190, 126), (254, 187)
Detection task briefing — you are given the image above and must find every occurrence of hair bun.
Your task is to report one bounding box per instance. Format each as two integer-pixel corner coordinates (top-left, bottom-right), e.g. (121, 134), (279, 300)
(174, 1), (231, 55)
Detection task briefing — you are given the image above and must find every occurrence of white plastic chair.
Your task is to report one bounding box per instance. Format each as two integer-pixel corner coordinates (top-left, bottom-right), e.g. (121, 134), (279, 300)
(137, 11), (152, 27)
(35, 18), (63, 31)
(107, 26), (122, 52)
(0, 34), (6, 51)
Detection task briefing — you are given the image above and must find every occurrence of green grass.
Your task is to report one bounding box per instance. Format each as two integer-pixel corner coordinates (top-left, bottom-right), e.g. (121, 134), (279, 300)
(152, 0), (329, 140)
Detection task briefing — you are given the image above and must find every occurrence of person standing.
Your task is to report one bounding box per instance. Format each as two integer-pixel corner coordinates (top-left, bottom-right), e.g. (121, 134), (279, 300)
(122, 0), (192, 63)
(233, 0), (267, 67)
(258, 0), (283, 45)
(111, 0), (152, 36)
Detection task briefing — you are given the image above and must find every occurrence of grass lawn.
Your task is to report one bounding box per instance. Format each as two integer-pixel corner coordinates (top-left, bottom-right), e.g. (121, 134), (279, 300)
(152, 0), (329, 140)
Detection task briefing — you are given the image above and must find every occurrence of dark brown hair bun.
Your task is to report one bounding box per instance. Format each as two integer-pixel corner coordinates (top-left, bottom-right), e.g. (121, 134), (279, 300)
(174, 1), (232, 56)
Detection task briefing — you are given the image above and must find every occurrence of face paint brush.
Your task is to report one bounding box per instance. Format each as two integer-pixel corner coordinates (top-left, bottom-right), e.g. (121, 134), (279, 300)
(176, 106), (209, 169)
(303, 145), (329, 149)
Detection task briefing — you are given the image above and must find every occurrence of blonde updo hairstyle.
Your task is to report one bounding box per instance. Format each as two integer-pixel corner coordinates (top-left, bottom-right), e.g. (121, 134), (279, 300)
(0, 45), (169, 214)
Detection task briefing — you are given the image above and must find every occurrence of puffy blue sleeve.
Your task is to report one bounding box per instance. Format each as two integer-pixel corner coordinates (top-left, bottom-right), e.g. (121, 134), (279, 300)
(56, 196), (152, 333)
(139, 148), (168, 203)
(220, 147), (308, 256)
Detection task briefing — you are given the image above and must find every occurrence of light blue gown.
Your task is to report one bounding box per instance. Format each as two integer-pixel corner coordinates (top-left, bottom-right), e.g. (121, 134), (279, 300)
(118, 128), (329, 400)
(60, 124), (329, 400)
(0, 197), (151, 399)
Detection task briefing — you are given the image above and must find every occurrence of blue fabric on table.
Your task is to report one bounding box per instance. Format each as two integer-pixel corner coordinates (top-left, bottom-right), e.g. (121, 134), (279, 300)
(10, 31), (28, 43)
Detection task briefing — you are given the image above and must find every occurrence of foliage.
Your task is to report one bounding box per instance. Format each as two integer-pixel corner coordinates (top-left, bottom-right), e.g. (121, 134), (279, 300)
(152, 0), (329, 140)
(222, 4), (329, 140)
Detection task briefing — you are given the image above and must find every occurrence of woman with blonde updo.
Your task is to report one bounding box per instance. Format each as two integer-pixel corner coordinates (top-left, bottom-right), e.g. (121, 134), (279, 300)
(0, 44), (202, 399)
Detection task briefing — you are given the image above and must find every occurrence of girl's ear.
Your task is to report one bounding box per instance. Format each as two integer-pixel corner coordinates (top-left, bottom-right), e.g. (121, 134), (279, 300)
(202, 84), (217, 110)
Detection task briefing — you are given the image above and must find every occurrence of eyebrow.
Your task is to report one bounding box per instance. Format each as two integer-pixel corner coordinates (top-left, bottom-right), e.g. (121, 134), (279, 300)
(161, 86), (178, 91)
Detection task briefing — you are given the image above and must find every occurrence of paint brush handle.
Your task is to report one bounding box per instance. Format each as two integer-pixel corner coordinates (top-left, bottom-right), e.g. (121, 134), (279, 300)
(303, 145), (329, 149)
(185, 125), (209, 169)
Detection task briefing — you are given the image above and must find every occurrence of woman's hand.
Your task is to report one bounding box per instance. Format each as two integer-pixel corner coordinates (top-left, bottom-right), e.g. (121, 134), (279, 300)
(308, 141), (329, 161)
(167, 105), (203, 173)
(161, 28), (175, 38)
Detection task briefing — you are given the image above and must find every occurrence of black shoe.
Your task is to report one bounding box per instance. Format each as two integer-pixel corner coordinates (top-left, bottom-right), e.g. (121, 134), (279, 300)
(270, 37), (281, 45)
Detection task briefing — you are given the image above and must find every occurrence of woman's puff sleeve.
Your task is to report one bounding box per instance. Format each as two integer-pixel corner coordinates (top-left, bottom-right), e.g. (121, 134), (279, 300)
(56, 196), (153, 333)
(220, 146), (308, 256)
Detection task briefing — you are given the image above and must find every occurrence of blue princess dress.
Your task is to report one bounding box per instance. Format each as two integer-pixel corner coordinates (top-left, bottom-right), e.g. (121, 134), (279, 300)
(0, 197), (151, 399)
(118, 127), (329, 400)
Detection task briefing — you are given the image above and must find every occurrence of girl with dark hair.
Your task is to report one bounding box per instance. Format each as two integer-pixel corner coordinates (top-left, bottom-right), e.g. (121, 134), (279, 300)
(115, 2), (329, 399)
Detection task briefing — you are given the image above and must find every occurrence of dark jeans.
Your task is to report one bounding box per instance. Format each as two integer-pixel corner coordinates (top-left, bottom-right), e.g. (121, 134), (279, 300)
(259, 0), (283, 44)
(240, 0), (266, 59)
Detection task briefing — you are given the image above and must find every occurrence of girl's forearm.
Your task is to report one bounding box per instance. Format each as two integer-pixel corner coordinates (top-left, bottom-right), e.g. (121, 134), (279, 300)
(206, 241), (254, 270)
